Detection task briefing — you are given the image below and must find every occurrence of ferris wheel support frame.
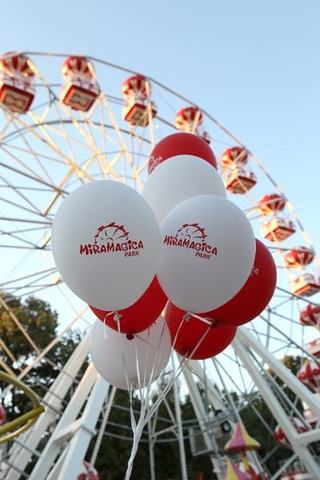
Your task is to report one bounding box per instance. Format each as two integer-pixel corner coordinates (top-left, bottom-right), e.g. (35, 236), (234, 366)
(3, 334), (91, 480)
(172, 355), (188, 480)
(2, 326), (319, 479)
(182, 364), (226, 480)
(233, 327), (320, 479)
(47, 374), (109, 480)
(28, 364), (109, 480)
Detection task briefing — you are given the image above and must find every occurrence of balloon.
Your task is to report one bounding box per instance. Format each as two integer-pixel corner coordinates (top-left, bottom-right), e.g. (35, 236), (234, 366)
(148, 132), (217, 174)
(157, 194), (255, 312)
(52, 181), (161, 311)
(90, 276), (167, 334)
(164, 303), (236, 360)
(90, 316), (171, 390)
(204, 239), (277, 326)
(144, 155), (226, 224)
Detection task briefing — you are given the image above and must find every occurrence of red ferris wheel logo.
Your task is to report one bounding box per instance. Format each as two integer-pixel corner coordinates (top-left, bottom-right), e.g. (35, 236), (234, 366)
(80, 221), (144, 257)
(163, 223), (217, 261)
(94, 222), (129, 245)
(175, 223), (207, 243)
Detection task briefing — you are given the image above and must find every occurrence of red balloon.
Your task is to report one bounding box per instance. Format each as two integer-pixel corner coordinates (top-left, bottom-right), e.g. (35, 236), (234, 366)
(164, 303), (236, 360)
(148, 132), (217, 174)
(90, 277), (167, 334)
(204, 239), (276, 326)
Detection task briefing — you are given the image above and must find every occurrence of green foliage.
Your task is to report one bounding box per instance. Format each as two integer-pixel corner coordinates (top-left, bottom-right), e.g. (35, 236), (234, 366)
(0, 293), (58, 363)
(0, 292), (82, 418)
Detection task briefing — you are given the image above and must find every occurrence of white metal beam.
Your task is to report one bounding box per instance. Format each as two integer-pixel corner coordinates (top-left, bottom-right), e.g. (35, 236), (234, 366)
(5, 334), (90, 480)
(233, 333), (320, 479)
(56, 374), (109, 480)
(182, 363), (225, 480)
(29, 362), (98, 480)
(237, 327), (320, 418)
(172, 356), (188, 480)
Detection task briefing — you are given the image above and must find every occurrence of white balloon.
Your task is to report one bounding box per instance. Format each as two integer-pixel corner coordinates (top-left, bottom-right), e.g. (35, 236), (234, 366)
(143, 154), (226, 224)
(157, 194), (255, 312)
(90, 316), (171, 390)
(52, 181), (161, 310)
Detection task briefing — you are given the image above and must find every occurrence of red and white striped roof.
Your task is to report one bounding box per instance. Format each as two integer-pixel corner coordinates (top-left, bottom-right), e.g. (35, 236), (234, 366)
(274, 418), (308, 449)
(220, 146), (248, 168)
(300, 304), (320, 327)
(284, 246), (315, 269)
(224, 421), (260, 453)
(297, 360), (320, 392)
(62, 56), (95, 79)
(175, 106), (203, 130)
(0, 52), (35, 77)
(122, 74), (150, 100)
(257, 193), (286, 216)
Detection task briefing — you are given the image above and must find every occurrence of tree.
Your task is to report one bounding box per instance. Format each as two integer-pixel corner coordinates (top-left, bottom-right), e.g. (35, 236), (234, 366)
(0, 293), (58, 363)
(0, 292), (82, 418)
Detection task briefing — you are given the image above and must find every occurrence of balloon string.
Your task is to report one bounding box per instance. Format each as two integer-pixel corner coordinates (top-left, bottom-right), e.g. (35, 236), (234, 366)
(171, 313), (188, 351)
(144, 323), (212, 424)
(125, 318), (181, 480)
(134, 333), (158, 351)
(144, 321), (211, 425)
(124, 332), (166, 480)
(184, 311), (216, 326)
(124, 316), (212, 479)
(113, 312), (122, 323)
(102, 310), (122, 325)
(102, 311), (117, 320)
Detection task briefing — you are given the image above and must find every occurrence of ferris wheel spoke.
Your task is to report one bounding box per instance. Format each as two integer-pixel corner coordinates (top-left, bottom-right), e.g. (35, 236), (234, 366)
(0, 230), (46, 249)
(0, 143), (57, 186)
(12, 109), (93, 184)
(0, 196), (50, 221)
(101, 95), (135, 176)
(0, 159), (66, 195)
(0, 267), (56, 290)
(0, 178), (44, 218)
(10, 117), (57, 185)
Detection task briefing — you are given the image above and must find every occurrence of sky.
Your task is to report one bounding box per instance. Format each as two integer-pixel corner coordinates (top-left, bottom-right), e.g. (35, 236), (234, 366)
(0, 0), (320, 333)
(1, 0), (319, 244)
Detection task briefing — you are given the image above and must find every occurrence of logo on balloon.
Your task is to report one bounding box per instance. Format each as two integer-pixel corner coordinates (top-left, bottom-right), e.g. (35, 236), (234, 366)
(163, 223), (218, 260)
(251, 266), (259, 276)
(80, 221), (144, 257)
(148, 154), (163, 171)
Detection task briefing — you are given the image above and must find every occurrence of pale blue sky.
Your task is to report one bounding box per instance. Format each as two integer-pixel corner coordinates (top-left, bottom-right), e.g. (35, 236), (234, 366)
(1, 0), (319, 246)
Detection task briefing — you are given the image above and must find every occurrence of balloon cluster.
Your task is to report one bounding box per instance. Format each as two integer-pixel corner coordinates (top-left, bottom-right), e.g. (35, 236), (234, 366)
(52, 133), (277, 388)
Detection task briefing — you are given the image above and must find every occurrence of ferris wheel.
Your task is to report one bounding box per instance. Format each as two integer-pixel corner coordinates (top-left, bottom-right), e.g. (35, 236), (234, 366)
(0, 51), (320, 480)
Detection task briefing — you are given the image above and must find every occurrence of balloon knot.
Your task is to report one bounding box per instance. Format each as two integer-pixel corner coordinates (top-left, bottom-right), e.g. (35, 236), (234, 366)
(126, 333), (134, 341)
